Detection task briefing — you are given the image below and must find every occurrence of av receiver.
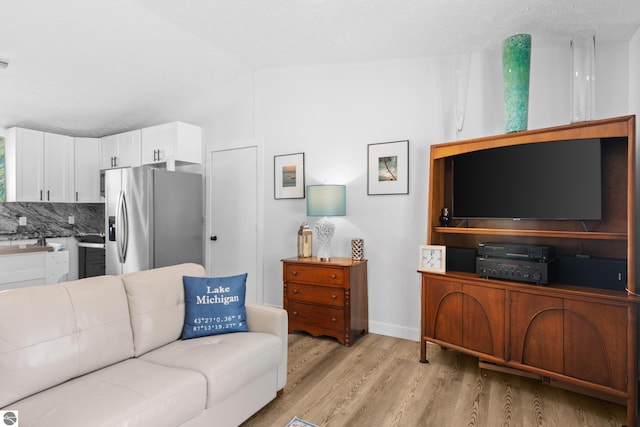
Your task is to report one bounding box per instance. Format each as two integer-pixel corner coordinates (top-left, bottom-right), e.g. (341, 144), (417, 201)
(478, 242), (555, 262)
(476, 256), (555, 285)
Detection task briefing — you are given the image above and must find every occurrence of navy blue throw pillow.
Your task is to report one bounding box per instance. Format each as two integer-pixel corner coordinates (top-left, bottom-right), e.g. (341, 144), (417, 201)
(182, 273), (249, 339)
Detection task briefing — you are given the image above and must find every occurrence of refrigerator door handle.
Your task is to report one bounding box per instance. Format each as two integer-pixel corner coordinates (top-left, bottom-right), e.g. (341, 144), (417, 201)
(116, 190), (124, 263)
(121, 192), (130, 263)
(116, 190), (130, 264)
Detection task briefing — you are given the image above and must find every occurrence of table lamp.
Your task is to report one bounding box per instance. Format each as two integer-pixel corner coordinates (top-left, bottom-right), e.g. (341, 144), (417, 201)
(306, 185), (346, 261)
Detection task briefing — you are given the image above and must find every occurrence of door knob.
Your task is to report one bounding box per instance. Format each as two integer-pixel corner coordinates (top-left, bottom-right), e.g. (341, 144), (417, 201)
(210, 236), (218, 241)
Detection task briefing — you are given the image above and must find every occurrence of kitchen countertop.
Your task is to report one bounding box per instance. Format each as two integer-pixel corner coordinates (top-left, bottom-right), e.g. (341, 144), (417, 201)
(0, 245), (53, 255)
(0, 231), (103, 242)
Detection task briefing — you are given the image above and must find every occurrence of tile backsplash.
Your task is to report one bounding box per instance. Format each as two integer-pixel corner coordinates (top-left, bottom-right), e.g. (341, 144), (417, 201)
(0, 202), (104, 239)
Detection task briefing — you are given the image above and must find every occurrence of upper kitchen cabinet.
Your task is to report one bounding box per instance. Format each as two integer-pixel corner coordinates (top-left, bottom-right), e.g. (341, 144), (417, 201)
(74, 137), (102, 202)
(101, 129), (141, 170)
(44, 132), (75, 202)
(141, 122), (202, 166)
(5, 127), (44, 202)
(4, 128), (74, 202)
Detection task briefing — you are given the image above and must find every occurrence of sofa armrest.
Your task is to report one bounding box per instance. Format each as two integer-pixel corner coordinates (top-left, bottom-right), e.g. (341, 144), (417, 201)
(245, 303), (288, 391)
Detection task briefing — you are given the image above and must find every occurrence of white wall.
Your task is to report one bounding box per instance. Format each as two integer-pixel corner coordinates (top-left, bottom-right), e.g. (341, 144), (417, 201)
(256, 58), (438, 338)
(188, 39), (632, 341)
(631, 29), (640, 115)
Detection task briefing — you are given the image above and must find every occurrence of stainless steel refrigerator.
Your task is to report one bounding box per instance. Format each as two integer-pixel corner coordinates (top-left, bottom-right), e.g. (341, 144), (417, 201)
(105, 166), (203, 275)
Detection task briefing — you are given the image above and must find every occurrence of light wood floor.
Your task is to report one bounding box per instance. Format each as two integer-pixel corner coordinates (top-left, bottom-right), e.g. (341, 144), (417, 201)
(242, 332), (627, 427)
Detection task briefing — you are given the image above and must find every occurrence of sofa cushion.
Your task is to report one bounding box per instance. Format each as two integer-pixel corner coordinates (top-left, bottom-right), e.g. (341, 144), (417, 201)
(4, 358), (206, 427)
(122, 263), (205, 356)
(65, 276), (135, 373)
(141, 332), (282, 407)
(182, 273), (249, 339)
(0, 275), (134, 408)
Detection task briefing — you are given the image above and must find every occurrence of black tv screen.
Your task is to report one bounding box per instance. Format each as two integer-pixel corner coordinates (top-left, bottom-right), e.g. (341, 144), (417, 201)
(452, 139), (602, 220)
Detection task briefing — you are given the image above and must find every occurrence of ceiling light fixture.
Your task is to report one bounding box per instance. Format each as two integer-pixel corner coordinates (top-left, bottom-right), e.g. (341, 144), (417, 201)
(0, 59), (9, 69)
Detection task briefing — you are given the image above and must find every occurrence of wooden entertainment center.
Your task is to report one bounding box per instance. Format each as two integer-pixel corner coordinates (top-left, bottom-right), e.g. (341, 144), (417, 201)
(420, 115), (639, 426)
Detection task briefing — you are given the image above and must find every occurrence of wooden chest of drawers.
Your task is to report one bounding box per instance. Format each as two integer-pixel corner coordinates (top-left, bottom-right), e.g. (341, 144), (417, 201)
(282, 257), (368, 346)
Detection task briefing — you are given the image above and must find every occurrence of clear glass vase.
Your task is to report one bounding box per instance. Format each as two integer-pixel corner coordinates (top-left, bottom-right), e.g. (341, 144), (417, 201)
(453, 53), (471, 138)
(570, 30), (596, 123)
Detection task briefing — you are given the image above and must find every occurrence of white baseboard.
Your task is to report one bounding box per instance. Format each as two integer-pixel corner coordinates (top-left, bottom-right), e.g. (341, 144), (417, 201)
(368, 320), (420, 342)
(261, 303), (421, 342)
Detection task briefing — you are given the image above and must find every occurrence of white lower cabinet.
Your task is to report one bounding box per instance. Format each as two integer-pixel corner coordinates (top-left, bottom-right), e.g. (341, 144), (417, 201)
(0, 240), (71, 291)
(0, 252), (47, 290)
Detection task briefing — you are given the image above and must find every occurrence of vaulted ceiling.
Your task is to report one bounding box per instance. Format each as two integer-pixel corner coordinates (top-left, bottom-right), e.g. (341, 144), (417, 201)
(1, 0), (639, 137)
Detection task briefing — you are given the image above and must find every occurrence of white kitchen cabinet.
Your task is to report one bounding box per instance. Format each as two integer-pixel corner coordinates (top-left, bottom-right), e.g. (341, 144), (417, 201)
(4, 127), (44, 202)
(44, 132), (75, 202)
(74, 137), (102, 202)
(65, 237), (79, 281)
(4, 128), (74, 202)
(0, 252), (47, 290)
(141, 122), (201, 166)
(46, 250), (69, 284)
(100, 129), (141, 169)
(0, 242), (70, 291)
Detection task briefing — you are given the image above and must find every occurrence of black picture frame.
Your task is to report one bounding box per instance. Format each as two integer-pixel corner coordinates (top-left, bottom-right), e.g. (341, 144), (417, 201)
(274, 152), (305, 199)
(367, 140), (409, 195)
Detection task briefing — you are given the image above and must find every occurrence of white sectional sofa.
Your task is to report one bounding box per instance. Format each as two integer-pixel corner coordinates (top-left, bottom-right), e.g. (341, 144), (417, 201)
(0, 263), (287, 427)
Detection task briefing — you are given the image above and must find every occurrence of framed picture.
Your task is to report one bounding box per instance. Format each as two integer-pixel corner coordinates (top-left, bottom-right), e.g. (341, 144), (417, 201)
(274, 152), (305, 199)
(367, 140), (409, 195)
(418, 245), (446, 273)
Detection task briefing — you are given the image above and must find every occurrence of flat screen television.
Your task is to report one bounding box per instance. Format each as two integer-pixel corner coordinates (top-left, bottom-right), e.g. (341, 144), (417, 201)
(452, 138), (602, 220)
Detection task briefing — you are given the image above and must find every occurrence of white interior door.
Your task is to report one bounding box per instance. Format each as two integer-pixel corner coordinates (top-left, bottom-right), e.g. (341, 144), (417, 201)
(209, 146), (259, 303)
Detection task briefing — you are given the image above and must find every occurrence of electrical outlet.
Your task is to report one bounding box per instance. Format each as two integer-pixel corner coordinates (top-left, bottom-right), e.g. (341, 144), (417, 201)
(18, 216), (27, 226)
(68, 216), (75, 225)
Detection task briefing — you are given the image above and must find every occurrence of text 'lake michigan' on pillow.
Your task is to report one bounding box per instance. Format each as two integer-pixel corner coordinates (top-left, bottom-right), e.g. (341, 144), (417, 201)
(182, 273), (249, 339)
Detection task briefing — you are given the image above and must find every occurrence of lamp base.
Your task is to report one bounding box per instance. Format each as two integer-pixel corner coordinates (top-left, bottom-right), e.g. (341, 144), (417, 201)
(314, 217), (335, 262)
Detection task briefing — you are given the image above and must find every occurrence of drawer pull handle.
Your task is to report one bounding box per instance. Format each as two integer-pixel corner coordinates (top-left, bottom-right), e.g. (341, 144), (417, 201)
(331, 294), (337, 299)
(293, 289), (299, 294)
(293, 311), (298, 315)
(331, 318), (337, 323)
(330, 274), (337, 279)
(291, 271), (298, 276)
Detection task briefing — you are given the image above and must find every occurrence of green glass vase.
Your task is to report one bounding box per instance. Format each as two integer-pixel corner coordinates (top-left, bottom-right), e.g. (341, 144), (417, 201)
(502, 34), (531, 133)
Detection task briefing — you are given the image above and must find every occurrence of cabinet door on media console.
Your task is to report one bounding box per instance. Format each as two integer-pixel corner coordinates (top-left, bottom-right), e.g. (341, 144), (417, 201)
(509, 292), (564, 373)
(510, 291), (628, 391)
(424, 277), (462, 347)
(424, 275), (506, 361)
(564, 299), (628, 390)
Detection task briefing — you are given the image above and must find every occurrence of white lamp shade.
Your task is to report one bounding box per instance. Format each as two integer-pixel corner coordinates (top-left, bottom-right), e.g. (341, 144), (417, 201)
(306, 185), (346, 217)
